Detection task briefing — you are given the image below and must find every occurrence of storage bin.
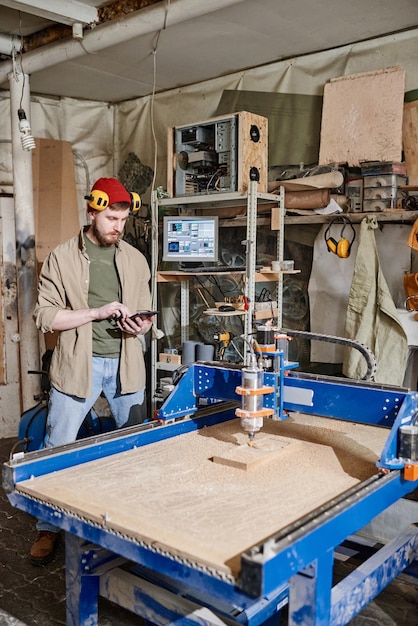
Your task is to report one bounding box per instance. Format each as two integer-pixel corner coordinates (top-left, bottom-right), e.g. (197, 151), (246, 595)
(362, 197), (401, 212)
(363, 174), (407, 188)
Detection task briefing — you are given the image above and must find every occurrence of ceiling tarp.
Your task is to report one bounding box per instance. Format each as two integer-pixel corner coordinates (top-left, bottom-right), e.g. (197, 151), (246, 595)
(1, 28), (418, 220)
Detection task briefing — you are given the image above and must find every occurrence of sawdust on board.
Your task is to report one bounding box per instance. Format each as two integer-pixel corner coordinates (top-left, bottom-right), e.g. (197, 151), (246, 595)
(17, 414), (388, 577)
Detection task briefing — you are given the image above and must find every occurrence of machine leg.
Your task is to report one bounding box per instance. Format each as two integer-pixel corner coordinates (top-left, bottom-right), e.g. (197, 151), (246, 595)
(331, 524), (418, 624)
(65, 533), (100, 626)
(288, 549), (333, 626)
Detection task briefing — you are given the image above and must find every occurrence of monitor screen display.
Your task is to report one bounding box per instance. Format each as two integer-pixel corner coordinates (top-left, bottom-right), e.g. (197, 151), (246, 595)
(162, 216), (218, 263)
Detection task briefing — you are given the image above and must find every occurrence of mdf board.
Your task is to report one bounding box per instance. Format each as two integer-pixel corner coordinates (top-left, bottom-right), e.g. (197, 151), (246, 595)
(32, 138), (80, 263)
(167, 111), (268, 197)
(403, 100), (418, 186)
(319, 66), (405, 167)
(17, 414), (388, 578)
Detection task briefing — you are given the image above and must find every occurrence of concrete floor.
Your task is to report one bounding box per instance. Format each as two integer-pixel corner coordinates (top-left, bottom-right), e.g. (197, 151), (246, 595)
(1, 435), (417, 625)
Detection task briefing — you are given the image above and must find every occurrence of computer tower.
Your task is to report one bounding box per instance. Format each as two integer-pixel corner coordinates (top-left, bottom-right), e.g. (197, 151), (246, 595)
(167, 111), (268, 197)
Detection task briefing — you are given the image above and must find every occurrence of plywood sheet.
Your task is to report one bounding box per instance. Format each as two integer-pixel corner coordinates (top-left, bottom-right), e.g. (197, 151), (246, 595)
(17, 414), (389, 577)
(319, 66), (405, 166)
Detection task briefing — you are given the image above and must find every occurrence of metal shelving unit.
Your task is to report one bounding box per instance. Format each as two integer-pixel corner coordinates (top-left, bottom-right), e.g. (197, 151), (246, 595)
(149, 183), (286, 408)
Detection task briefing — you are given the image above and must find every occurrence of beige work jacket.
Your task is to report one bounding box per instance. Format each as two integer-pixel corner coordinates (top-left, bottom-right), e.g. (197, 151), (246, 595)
(33, 228), (152, 398)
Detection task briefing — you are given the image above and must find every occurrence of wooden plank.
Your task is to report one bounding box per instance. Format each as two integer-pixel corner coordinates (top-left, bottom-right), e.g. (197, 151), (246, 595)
(211, 435), (304, 470)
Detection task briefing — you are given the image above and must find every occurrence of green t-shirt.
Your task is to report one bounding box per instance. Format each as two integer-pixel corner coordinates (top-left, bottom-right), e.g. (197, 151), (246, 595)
(84, 234), (121, 357)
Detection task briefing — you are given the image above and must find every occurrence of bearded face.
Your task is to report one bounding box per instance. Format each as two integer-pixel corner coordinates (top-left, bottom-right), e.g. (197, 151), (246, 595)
(88, 204), (130, 247)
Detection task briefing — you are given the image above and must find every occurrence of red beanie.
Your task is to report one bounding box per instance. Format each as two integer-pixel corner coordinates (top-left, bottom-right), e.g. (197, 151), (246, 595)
(91, 177), (131, 207)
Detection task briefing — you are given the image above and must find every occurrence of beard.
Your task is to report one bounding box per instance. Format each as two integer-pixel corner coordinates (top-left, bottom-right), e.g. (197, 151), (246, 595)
(91, 221), (120, 247)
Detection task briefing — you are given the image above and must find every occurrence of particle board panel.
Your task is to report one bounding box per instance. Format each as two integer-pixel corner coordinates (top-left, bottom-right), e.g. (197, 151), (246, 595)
(319, 66), (405, 167)
(237, 111), (268, 193)
(16, 414), (389, 577)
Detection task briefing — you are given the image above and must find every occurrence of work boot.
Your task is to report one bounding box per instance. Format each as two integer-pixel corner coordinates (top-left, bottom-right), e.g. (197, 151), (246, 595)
(29, 530), (60, 565)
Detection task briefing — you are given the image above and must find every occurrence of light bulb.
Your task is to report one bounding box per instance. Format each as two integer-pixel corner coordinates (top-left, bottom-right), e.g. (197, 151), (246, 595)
(17, 108), (36, 151)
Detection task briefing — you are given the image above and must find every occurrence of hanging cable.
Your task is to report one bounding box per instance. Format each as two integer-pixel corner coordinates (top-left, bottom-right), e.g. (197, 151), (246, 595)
(150, 0), (171, 308)
(15, 12), (35, 152)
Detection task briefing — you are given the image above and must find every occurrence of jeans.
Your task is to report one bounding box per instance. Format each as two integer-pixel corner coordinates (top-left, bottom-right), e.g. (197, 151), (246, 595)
(36, 356), (145, 532)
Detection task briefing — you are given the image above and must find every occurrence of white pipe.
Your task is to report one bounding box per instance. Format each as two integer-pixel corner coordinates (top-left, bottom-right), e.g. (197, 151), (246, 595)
(0, 0), (98, 26)
(0, 0), (247, 86)
(0, 33), (21, 56)
(9, 71), (41, 411)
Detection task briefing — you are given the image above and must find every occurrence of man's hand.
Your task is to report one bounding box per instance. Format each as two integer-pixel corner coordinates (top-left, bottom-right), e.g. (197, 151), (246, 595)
(50, 302), (153, 333)
(51, 301), (131, 331)
(118, 315), (154, 336)
(102, 303), (155, 335)
(95, 301), (130, 322)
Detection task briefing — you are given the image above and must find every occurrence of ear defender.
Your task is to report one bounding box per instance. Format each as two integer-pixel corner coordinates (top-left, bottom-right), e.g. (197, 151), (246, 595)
(326, 236), (338, 255)
(130, 192), (141, 213)
(85, 189), (110, 210)
(324, 216), (356, 258)
(337, 237), (351, 259)
(84, 190), (141, 212)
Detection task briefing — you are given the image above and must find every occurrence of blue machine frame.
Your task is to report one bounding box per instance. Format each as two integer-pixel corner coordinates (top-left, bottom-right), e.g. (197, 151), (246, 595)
(3, 363), (418, 625)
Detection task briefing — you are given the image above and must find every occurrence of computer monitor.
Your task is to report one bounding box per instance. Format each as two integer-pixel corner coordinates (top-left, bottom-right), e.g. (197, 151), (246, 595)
(162, 215), (218, 264)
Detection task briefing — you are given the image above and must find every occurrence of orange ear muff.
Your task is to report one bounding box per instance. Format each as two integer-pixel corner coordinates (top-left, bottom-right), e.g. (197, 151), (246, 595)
(85, 190), (141, 212)
(130, 192), (141, 213)
(326, 237), (338, 254)
(85, 189), (110, 211)
(337, 237), (351, 258)
(324, 217), (356, 258)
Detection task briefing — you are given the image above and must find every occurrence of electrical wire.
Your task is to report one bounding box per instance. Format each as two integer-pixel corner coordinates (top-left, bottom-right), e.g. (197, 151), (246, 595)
(149, 0), (171, 308)
(195, 276), (217, 306)
(72, 150), (91, 195)
(72, 150), (92, 225)
(205, 168), (224, 192)
(213, 273), (244, 299)
(17, 12), (25, 108)
(150, 0), (171, 195)
(239, 334), (257, 365)
(228, 335), (245, 361)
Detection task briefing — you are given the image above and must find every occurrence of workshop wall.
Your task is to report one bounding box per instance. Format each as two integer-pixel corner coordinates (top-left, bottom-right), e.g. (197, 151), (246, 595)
(113, 28), (418, 373)
(116, 28), (418, 206)
(1, 28), (418, 217)
(0, 94), (115, 227)
(1, 27), (418, 435)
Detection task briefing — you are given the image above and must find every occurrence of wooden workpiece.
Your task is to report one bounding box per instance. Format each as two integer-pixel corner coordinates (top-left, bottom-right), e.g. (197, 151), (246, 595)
(17, 414), (389, 578)
(211, 434), (304, 470)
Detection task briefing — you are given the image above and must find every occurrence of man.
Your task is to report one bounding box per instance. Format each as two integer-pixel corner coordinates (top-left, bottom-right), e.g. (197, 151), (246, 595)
(30, 177), (154, 564)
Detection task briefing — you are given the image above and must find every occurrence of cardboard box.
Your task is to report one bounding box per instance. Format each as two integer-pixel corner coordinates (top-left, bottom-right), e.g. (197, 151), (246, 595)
(32, 138), (80, 263)
(159, 353), (182, 365)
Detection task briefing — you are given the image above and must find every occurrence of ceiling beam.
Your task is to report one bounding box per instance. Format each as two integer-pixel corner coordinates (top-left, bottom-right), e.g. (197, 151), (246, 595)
(0, 0), (248, 87)
(0, 0), (98, 25)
